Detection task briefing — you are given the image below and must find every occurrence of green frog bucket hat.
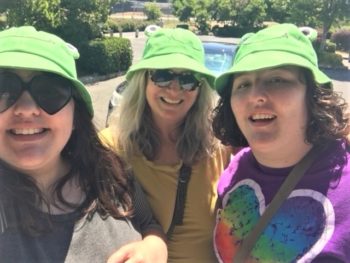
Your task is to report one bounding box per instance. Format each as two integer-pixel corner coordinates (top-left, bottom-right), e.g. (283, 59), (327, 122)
(215, 23), (332, 96)
(0, 26), (93, 116)
(126, 28), (215, 87)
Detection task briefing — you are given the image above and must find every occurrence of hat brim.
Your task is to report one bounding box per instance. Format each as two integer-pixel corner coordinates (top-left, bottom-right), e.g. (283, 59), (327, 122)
(0, 52), (93, 116)
(126, 53), (215, 87)
(215, 50), (332, 96)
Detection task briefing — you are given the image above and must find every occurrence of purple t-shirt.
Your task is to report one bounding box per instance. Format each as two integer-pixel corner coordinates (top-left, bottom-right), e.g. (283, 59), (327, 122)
(214, 140), (350, 263)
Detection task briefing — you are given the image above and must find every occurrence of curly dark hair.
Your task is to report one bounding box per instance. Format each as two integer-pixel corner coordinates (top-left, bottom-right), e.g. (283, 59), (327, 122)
(212, 68), (350, 148)
(0, 89), (134, 235)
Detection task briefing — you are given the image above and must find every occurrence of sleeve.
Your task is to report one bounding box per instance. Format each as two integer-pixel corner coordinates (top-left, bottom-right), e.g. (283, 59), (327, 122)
(130, 178), (166, 239)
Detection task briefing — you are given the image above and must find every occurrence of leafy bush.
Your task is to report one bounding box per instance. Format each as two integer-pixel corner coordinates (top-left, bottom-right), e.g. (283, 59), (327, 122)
(78, 37), (132, 75)
(176, 23), (189, 30)
(331, 29), (350, 51)
(212, 25), (264, 38)
(313, 39), (337, 53)
(144, 2), (162, 21)
(317, 50), (345, 69)
(324, 40), (336, 53)
(108, 18), (156, 33)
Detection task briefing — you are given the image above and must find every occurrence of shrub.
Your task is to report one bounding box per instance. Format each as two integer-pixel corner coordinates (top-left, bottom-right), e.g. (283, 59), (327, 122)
(78, 37), (132, 75)
(324, 40), (336, 53)
(176, 23), (189, 30)
(212, 25), (264, 38)
(108, 18), (156, 33)
(317, 50), (345, 69)
(331, 29), (350, 51)
(313, 38), (337, 53)
(144, 2), (162, 21)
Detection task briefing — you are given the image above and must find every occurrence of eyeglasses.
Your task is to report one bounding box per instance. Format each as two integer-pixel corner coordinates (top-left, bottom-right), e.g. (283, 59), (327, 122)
(149, 69), (200, 91)
(0, 71), (72, 115)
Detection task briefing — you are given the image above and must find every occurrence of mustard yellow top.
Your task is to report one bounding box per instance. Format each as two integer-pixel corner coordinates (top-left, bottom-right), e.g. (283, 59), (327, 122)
(100, 128), (231, 263)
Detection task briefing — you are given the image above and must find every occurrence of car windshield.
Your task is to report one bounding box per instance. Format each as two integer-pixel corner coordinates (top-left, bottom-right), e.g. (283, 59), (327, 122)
(203, 42), (236, 75)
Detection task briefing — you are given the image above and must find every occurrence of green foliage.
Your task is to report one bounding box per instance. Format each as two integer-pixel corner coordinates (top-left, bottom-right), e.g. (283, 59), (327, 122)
(212, 24), (265, 37)
(313, 38), (337, 53)
(192, 0), (210, 34)
(172, 0), (211, 33)
(324, 40), (336, 53)
(6, 0), (61, 32)
(144, 2), (162, 21)
(78, 37), (132, 75)
(267, 0), (350, 51)
(214, 0), (267, 28)
(317, 50), (345, 69)
(3, 0), (116, 50)
(108, 18), (157, 32)
(171, 0), (195, 22)
(176, 23), (189, 29)
(55, 0), (111, 48)
(331, 29), (350, 51)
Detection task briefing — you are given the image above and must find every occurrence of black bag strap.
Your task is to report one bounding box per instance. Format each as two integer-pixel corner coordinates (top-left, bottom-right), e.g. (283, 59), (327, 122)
(233, 144), (326, 263)
(166, 163), (192, 239)
(0, 202), (7, 234)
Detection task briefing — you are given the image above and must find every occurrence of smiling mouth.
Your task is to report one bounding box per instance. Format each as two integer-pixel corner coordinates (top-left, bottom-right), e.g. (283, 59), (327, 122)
(10, 128), (46, 135)
(161, 97), (183, 105)
(250, 114), (276, 122)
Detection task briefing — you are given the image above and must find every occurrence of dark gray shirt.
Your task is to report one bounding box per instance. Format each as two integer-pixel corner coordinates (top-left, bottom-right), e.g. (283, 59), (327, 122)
(0, 181), (163, 263)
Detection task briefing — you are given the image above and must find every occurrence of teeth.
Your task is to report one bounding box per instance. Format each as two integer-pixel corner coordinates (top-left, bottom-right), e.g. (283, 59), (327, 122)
(162, 97), (181, 104)
(252, 114), (274, 120)
(12, 128), (44, 135)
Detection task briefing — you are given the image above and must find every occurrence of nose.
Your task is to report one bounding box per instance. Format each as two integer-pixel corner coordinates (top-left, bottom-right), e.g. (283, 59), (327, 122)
(13, 91), (41, 116)
(249, 82), (268, 104)
(166, 77), (182, 93)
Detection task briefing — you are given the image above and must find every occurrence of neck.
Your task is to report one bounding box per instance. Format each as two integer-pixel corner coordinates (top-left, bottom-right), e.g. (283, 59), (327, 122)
(30, 159), (71, 195)
(252, 141), (313, 168)
(153, 120), (181, 165)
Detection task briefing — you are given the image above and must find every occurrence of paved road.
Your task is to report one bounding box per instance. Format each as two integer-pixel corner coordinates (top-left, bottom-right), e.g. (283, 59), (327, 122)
(86, 33), (350, 131)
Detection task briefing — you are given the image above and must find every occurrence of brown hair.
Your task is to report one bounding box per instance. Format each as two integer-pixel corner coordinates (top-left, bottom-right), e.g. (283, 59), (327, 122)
(212, 68), (350, 147)
(0, 90), (134, 235)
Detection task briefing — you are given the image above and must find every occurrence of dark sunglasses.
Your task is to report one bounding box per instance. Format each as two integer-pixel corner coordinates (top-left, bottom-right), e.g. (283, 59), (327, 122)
(0, 71), (72, 115)
(149, 69), (200, 91)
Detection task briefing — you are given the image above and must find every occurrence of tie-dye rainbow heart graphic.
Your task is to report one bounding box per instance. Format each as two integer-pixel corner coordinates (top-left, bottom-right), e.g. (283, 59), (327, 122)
(214, 179), (334, 263)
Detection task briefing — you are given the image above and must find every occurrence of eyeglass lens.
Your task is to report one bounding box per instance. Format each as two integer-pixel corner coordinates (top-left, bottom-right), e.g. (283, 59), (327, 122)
(150, 70), (199, 91)
(0, 71), (72, 115)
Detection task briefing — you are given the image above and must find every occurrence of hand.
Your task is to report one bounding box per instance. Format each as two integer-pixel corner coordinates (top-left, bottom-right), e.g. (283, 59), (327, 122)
(107, 235), (167, 263)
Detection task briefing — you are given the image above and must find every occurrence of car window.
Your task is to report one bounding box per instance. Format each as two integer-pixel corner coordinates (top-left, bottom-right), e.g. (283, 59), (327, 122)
(203, 42), (236, 75)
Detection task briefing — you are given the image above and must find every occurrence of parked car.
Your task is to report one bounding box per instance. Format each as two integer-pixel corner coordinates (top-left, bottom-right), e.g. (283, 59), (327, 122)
(106, 41), (237, 126)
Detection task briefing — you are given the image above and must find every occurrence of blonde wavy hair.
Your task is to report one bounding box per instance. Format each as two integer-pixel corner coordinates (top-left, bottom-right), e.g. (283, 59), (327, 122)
(109, 70), (221, 165)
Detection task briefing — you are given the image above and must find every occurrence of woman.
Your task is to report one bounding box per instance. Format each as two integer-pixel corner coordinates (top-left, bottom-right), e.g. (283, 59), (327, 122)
(102, 28), (231, 262)
(212, 23), (350, 262)
(0, 26), (167, 263)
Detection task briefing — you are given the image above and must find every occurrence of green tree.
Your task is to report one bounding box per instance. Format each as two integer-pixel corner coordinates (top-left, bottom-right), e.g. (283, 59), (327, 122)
(172, 0), (211, 32)
(2, 0), (116, 46)
(268, 0), (350, 50)
(6, 0), (61, 32)
(171, 0), (195, 22)
(264, 0), (290, 22)
(317, 0), (350, 50)
(144, 2), (162, 21)
(57, 0), (111, 48)
(214, 0), (267, 28)
(192, 0), (211, 33)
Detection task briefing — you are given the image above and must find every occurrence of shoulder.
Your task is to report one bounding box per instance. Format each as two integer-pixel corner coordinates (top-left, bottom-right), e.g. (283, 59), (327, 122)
(217, 147), (252, 195)
(99, 127), (121, 153)
(99, 127), (114, 144)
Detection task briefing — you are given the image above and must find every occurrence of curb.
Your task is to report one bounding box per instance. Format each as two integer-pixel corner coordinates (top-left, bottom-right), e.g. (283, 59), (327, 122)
(79, 71), (126, 85)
